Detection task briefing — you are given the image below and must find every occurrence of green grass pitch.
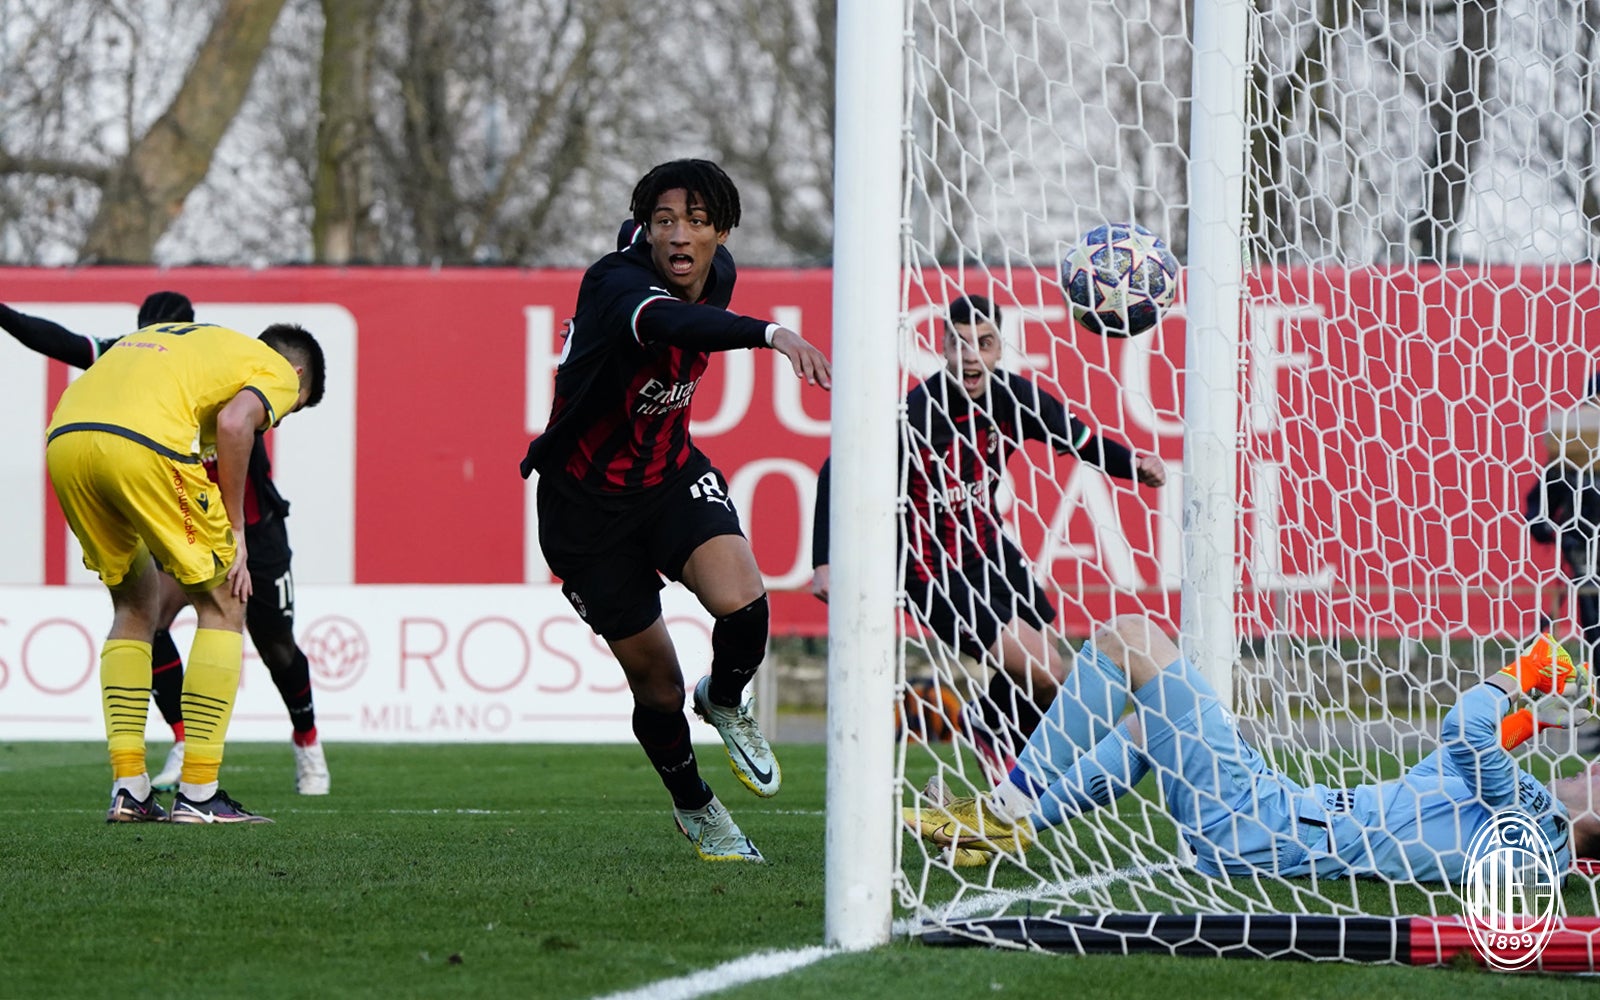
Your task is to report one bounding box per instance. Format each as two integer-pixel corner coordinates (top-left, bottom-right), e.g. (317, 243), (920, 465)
(0, 740), (1595, 998)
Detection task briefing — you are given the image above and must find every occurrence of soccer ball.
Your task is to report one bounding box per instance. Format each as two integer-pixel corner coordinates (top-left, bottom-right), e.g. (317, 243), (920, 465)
(1060, 223), (1181, 338)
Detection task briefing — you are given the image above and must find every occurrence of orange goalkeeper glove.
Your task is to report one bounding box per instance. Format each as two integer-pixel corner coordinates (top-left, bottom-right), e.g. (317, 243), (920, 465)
(1501, 663), (1596, 749)
(1501, 709), (1552, 750)
(1498, 633), (1579, 695)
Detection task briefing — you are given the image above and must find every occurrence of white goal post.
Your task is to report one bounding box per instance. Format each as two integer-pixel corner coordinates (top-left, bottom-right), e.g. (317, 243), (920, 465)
(829, 0), (1600, 964)
(824, 0), (905, 950)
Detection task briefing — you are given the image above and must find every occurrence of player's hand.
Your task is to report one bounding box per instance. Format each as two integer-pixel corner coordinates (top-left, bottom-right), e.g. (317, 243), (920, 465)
(227, 529), (253, 602)
(811, 564), (831, 603)
(770, 327), (832, 390)
(1135, 453), (1167, 487)
(1502, 677), (1595, 749)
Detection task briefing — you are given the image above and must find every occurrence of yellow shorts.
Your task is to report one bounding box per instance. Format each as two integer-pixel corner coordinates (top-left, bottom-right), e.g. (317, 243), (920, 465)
(45, 430), (236, 590)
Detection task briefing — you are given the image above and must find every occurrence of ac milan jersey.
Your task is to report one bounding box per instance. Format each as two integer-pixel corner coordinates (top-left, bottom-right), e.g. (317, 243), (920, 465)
(904, 370), (1093, 574)
(520, 238), (768, 491)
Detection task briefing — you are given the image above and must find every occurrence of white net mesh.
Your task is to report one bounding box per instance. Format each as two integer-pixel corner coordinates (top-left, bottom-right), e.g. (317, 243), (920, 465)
(893, 0), (1600, 959)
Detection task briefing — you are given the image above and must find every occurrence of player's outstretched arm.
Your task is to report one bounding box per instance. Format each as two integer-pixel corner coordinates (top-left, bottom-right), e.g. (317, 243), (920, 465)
(0, 303), (97, 368)
(769, 326), (832, 390)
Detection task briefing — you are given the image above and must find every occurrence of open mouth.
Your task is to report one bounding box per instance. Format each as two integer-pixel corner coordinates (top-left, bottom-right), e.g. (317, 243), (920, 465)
(668, 252), (696, 276)
(962, 368), (985, 391)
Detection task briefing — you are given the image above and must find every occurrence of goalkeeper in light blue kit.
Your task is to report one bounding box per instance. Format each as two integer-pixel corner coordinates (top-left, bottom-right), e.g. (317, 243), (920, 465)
(913, 616), (1600, 881)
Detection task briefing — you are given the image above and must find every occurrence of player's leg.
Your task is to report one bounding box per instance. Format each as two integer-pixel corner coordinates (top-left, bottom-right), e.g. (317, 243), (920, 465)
(605, 619), (757, 862)
(125, 457), (267, 824)
(659, 464), (781, 799)
(903, 557), (1017, 777)
(991, 537), (1066, 701)
(1011, 623), (1139, 791)
(245, 555), (329, 795)
(536, 474), (760, 861)
(171, 579), (267, 822)
(1112, 616), (1290, 872)
(919, 617), (1146, 852)
(100, 551), (167, 821)
(149, 571), (190, 792)
(971, 540), (1066, 767)
(45, 431), (168, 822)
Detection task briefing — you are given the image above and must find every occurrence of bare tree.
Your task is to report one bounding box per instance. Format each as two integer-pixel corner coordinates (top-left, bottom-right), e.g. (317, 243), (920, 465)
(81, 0), (288, 262)
(1404, 0), (1498, 261)
(313, 0), (381, 263)
(700, 0), (837, 262)
(357, 0), (662, 265)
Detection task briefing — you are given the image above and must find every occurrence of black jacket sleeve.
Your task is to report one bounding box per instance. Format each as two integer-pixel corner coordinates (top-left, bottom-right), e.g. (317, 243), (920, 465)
(1010, 372), (1139, 480)
(634, 298), (768, 351)
(0, 304), (97, 369)
(812, 457), (831, 568)
(1073, 433), (1138, 480)
(1526, 464), (1575, 545)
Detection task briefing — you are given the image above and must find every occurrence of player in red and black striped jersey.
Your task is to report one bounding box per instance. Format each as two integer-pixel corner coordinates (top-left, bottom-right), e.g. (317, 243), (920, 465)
(811, 294), (1165, 774)
(0, 291), (331, 796)
(520, 159), (830, 862)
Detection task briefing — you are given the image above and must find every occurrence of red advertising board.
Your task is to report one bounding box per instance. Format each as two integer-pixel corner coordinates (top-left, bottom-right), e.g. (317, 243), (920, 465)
(1, 264), (1596, 640)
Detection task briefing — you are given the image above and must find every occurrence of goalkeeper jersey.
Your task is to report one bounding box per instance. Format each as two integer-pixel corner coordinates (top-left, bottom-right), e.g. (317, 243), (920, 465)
(1280, 684), (1572, 883)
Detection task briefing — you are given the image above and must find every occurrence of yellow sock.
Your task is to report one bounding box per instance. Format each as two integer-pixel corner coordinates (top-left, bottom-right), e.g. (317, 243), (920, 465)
(179, 628), (244, 787)
(102, 640), (153, 779)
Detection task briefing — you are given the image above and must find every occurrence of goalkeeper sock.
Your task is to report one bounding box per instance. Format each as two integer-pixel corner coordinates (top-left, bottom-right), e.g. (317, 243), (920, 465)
(1013, 644), (1127, 789)
(989, 776), (1038, 825)
(1033, 720), (1150, 829)
(101, 639), (153, 781)
(178, 628), (244, 789)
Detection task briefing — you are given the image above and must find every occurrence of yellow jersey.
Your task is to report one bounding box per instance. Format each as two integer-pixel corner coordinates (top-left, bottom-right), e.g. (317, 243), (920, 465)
(46, 322), (301, 461)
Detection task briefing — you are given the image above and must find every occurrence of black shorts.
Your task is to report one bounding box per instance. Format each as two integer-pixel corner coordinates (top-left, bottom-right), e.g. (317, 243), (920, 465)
(243, 515), (296, 652)
(244, 513), (293, 576)
(537, 453), (745, 640)
(904, 536), (1056, 659)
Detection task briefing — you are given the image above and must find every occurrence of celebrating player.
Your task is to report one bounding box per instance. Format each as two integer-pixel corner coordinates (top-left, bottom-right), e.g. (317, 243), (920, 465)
(811, 294), (1165, 774)
(45, 318), (325, 823)
(519, 159), (830, 863)
(909, 619), (1600, 879)
(1, 293), (332, 795)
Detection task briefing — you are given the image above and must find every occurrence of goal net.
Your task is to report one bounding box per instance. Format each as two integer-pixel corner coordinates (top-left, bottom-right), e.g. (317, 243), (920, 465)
(889, 0), (1600, 964)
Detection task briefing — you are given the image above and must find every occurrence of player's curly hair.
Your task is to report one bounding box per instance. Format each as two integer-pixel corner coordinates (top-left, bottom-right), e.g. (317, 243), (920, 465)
(629, 159), (741, 232)
(259, 323), (327, 409)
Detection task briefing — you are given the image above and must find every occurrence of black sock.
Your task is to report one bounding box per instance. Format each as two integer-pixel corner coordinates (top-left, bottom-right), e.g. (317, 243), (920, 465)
(984, 670), (1044, 745)
(150, 629), (185, 729)
(266, 648), (317, 734)
(633, 705), (713, 810)
(708, 595), (769, 708)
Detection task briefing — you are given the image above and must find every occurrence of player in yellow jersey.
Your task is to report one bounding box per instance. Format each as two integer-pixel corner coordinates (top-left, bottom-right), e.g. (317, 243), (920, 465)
(45, 321), (326, 824)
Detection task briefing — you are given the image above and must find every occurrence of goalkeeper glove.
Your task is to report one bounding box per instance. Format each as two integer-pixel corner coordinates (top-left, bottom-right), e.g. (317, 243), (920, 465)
(1498, 633), (1580, 695)
(1501, 660), (1596, 749)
